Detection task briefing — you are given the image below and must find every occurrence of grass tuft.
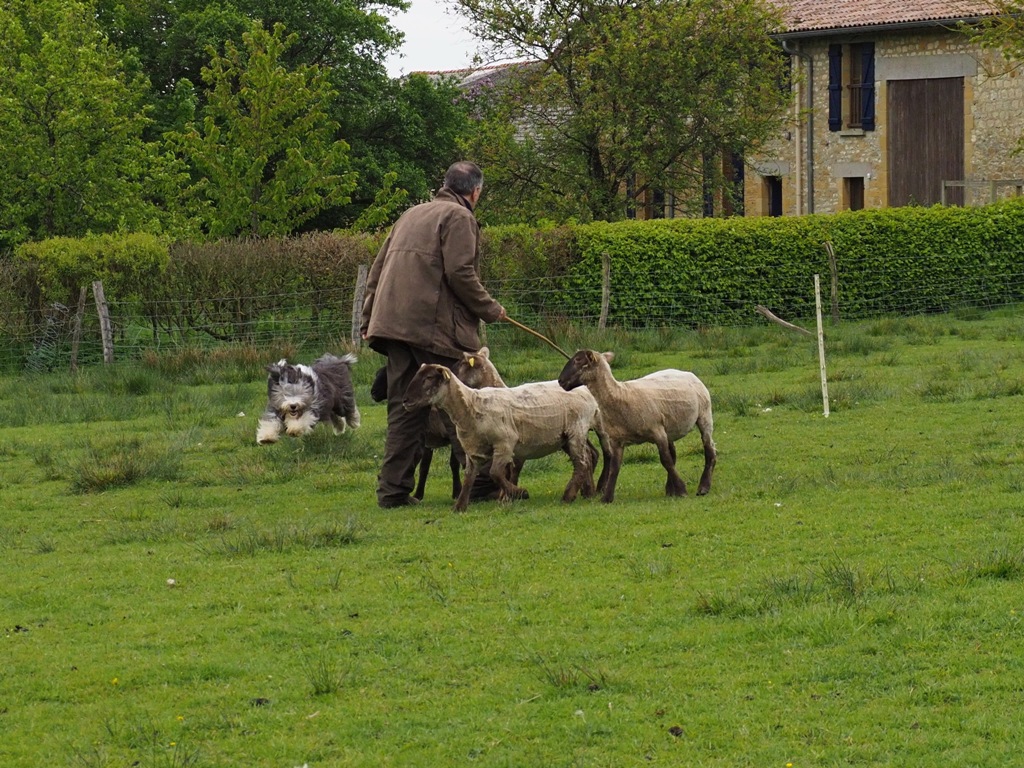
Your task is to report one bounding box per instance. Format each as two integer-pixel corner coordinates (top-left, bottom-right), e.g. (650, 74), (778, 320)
(68, 437), (182, 493)
(299, 646), (348, 697)
(207, 518), (365, 556)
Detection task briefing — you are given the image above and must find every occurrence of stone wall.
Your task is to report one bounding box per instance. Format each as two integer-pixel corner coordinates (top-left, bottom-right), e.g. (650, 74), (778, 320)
(746, 26), (1024, 216)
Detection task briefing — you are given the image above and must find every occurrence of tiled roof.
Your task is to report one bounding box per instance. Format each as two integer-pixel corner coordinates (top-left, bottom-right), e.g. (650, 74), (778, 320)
(775, 0), (998, 35)
(410, 62), (526, 78)
(412, 61), (534, 88)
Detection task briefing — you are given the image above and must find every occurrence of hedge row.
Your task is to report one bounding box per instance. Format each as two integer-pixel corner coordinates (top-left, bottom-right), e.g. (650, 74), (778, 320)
(560, 201), (1024, 325)
(4, 200), (1024, 347)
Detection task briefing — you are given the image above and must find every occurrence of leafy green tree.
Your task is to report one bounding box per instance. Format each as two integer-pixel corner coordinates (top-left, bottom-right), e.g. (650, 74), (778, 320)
(166, 22), (358, 237)
(330, 73), (474, 225)
(455, 0), (792, 223)
(0, 0), (176, 250)
(94, 0), (406, 117)
(94, 0), (474, 227)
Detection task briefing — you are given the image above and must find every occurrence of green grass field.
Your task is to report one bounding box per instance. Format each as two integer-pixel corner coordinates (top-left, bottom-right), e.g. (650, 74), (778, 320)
(3, 310), (1024, 766)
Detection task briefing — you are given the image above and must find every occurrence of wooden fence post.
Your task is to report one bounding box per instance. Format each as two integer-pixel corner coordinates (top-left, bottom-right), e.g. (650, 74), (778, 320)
(814, 274), (830, 418)
(599, 252), (610, 330)
(351, 264), (368, 345)
(70, 286), (88, 373)
(92, 280), (114, 364)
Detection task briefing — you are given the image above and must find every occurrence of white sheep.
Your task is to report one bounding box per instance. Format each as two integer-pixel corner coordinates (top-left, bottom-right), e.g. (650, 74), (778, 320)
(372, 347), (507, 500)
(557, 349), (716, 503)
(423, 347), (508, 499)
(453, 346), (605, 495)
(402, 363), (602, 511)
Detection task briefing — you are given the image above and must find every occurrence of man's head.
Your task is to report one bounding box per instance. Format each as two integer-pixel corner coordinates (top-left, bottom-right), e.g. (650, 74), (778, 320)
(444, 161), (484, 208)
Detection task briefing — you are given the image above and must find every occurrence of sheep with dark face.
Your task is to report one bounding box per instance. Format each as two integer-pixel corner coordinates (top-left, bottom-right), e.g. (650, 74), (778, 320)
(371, 347), (507, 500)
(403, 363), (601, 511)
(558, 350), (716, 503)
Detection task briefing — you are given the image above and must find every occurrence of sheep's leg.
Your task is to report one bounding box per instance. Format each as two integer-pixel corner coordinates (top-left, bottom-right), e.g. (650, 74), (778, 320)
(581, 440), (599, 499)
(658, 439), (688, 497)
(600, 445), (625, 503)
(562, 435), (595, 502)
(449, 450), (463, 500)
(696, 421), (716, 496)
(491, 448), (528, 502)
(595, 433), (612, 494)
(453, 457), (480, 512)
(413, 448), (433, 501)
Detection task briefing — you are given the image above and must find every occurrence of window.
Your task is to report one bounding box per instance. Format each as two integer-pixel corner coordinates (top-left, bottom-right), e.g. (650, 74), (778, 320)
(829, 42), (875, 132)
(649, 189), (666, 219)
(625, 175), (637, 219)
(844, 177), (865, 211)
(763, 176), (783, 217)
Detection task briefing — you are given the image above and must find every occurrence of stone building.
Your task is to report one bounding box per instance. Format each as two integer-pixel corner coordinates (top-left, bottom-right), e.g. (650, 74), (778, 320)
(748, 0), (1024, 217)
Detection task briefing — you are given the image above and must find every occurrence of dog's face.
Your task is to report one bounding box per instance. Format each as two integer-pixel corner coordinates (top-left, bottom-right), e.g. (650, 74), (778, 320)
(266, 360), (320, 436)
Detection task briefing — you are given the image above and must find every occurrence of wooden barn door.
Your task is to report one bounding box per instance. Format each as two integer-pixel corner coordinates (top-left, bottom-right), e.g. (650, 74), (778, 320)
(888, 77), (964, 206)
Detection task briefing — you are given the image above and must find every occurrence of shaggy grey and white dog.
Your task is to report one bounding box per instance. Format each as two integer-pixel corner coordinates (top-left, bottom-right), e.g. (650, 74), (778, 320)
(256, 353), (361, 444)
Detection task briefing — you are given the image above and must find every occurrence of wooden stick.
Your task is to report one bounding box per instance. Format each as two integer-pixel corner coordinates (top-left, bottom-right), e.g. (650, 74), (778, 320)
(754, 305), (813, 337)
(814, 274), (830, 417)
(504, 316), (571, 359)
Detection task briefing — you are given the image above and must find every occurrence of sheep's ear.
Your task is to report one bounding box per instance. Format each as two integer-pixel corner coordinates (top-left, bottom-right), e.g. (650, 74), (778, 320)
(602, 351), (615, 363)
(478, 346), (490, 359)
(441, 368), (451, 380)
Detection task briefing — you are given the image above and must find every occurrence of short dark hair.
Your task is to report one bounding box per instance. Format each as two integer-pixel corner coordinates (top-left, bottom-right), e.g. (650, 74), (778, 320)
(443, 161), (483, 196)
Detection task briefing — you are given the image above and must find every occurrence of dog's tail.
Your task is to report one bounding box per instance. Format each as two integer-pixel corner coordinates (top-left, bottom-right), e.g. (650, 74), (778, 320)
(316, 352), (357, 367)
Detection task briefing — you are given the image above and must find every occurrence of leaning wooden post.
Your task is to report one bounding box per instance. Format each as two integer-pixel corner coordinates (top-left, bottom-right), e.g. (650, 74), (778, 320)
(598, 252), (610, 330)
(824, 241), (839, 324)
(351, 263), (368, 345)
(92, 280), (114, 364)
(70, 286), (88, 374)
(814, 274), (830, 417)
(754, 305), (812, 336)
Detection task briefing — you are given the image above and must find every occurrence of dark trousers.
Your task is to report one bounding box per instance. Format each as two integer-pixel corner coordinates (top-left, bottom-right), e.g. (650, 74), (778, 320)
(377, 340), (457, 505)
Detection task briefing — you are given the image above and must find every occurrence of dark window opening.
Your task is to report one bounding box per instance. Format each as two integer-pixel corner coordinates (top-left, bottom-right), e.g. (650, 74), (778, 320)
(650, 189), (666, 219)
(764, 176), (783, 217)
(845, 177), (865, 211)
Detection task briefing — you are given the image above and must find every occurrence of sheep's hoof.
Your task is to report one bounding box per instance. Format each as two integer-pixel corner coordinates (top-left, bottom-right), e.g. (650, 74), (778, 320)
(696, 485), (711, 496)
(499, 487), (529, 502)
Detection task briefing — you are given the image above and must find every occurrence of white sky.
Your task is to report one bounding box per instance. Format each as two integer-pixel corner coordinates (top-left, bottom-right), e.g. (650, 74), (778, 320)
(384, 1), (479, 77)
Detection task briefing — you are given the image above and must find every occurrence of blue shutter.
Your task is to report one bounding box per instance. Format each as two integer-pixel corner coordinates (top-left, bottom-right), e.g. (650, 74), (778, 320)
(860, 42), (876, 131)
(828, 44), (842, 132)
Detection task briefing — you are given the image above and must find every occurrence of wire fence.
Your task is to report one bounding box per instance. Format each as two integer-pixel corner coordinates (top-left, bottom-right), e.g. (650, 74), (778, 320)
(6, 256), (1024, 374)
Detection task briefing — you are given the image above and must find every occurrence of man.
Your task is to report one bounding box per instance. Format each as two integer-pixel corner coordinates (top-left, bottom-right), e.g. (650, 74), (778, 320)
(361, 161), (506, 508)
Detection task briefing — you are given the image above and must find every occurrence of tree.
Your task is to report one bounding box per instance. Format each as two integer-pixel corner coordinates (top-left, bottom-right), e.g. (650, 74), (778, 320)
(94, 0), (407, 126)
(166, 22), (358, 238)
(329, 73), (474, 225)
(454, 0), (792, 223)
(0, 0), (176, 250)
(94, 0), (474, 228)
